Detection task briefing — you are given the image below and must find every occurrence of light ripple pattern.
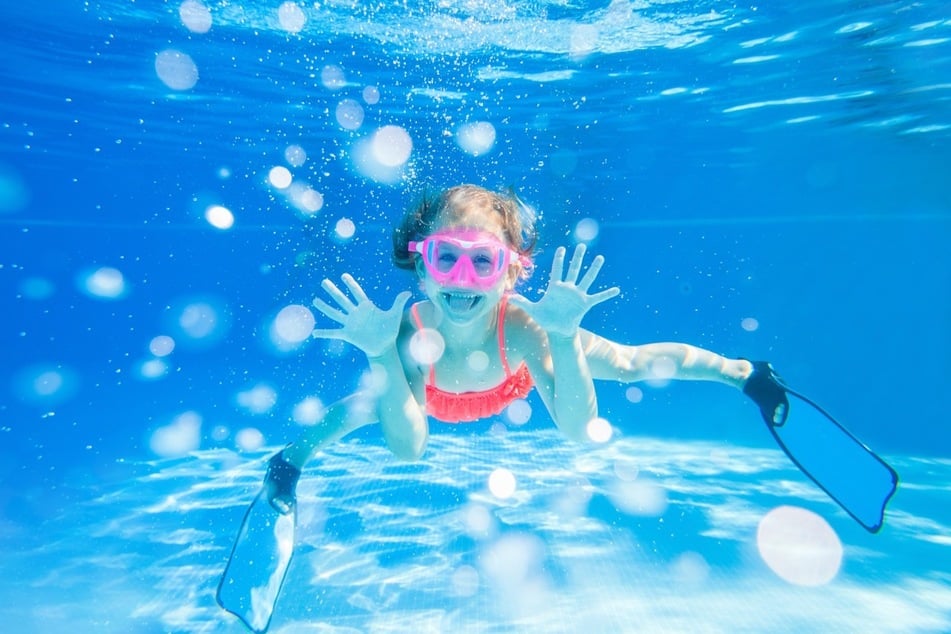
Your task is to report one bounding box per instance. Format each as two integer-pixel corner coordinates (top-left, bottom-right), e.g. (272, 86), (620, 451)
(0, 432), (948, 632)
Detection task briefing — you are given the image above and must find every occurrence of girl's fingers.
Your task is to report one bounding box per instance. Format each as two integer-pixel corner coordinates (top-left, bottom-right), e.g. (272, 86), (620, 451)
(320, 278), (356, 310)
(548, 246), (567, 285)
(564, 243), (586, 283)
(312, 297), (347, 323)
(341, 273), (370, 303)
(310, 327), (345, 341)
(577, 254), (605, 291)
(588, 286), (621, 306)
(390, 290), (412, 313)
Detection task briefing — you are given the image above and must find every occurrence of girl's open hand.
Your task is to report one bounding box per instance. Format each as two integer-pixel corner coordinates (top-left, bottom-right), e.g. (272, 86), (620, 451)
(510, 244), (619, 338)
(311, 273), (412, 358)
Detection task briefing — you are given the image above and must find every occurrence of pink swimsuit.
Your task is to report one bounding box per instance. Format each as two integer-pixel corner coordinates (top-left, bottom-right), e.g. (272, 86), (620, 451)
(410, 297), (534, 423)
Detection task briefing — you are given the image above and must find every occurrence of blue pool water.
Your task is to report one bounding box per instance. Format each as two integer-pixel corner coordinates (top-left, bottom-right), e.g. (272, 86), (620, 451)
(2, 1), (949, 632)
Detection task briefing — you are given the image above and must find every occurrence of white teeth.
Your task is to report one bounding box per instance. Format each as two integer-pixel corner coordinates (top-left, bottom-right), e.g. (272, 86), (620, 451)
(443, 292), (480, 312)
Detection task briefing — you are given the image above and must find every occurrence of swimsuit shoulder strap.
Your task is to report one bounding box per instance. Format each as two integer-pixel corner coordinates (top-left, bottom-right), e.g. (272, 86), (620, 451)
(498, 295), (513, 377)
(410, 301), (424, 330)
(410, 303), (437, 385)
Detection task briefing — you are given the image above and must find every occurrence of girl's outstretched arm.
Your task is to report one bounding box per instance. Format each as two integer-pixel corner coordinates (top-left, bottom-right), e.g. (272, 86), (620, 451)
(510, 244), (620, 442)
(311, 274), (429, 461)
(366, 333), (429, 461)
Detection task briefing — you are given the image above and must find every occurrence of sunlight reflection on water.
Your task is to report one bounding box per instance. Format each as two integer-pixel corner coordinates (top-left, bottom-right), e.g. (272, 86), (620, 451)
(4, 433), (946, 632)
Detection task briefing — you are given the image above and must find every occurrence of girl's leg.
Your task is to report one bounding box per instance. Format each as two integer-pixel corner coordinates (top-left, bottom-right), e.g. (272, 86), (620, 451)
(265, 392), (379, 514)
(627, 341), (752, 387)
(581, 334), (790, 423)
(582, 334), (753, 388)
(281, 391), (379, 469)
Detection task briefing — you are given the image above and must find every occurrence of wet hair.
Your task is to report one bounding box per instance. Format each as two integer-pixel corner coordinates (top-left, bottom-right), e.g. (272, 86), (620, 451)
(392, 184), (538, 279)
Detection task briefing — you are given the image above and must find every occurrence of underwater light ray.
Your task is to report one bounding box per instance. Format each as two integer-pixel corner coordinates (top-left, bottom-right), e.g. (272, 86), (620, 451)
(0, 217), (312, 231)
(602, 212), (949, 229)
(5, 213), (944, 233)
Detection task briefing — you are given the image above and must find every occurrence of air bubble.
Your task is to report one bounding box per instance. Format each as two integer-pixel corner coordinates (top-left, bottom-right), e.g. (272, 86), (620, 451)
(149, 411), (201, 458)
(409, 328), (445, 365)
(78, 266), (127, 300)
(488, 468), (517, 499)
(570, 24), (599, 56)
(504, 399), (532, 425)
(450, 566), (480, 597)
(236, 383), (278, 415)
(334, 217), (355, 240)
(362, 85), (380, 104)
(607, 478), (668, 516)
(321, 65), (346, 90)
(757, 505), (843, 586)
(166, 297), (229, 347)
(456, 121), (496, 156)
(336, 99), (365, 130)
(574, 217), (599, 243)
(649, 356), (676, 380)
(467, 350), (489, 372)
(235, 427), (265, 452)
(179, 0), (212, 33)
(137, 358), (168, 380)
(289, 185), (323, 214)
(204, 204), (233, 230)
(671, 551), (710, 585)
(13, 364), (79, 405)
(479, 533), (548, 614)
(277, 2), (306, 33)
(271, 304), (315, 344)
(284, 144), (307, 167)
(624, 386), (643, 403)
(586, 417), (613, 443)
(461, 503), (494, 538)
(371, 125), (412, 167)
(155, 49), (198, 91)
(293, 396), (324, 426)
(268, 166), (293, 189)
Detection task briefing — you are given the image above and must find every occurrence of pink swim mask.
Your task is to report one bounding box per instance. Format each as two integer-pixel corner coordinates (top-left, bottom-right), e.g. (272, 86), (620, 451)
(408, 230), (527, 291)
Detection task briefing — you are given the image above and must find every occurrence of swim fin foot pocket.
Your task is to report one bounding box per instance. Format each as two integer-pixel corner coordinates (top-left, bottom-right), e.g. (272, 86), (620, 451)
(264, 449), (301, 515)
(742, 360), (790, 426)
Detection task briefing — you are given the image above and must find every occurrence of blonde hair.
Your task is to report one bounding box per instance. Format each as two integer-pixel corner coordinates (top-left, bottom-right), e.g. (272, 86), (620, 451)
(392, 184), (537, 278)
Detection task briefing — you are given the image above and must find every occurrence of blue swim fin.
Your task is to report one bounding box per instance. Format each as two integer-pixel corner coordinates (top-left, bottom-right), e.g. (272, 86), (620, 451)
(746, 362), (899, 532)
(216, 489), (296, 633)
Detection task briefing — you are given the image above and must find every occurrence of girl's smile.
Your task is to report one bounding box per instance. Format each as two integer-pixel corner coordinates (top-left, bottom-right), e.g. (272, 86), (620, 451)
(439, 290), (484, 315)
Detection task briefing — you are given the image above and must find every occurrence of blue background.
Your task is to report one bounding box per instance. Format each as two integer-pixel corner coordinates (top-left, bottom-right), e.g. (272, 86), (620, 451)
(0, 1), (949, 631)
(3, 0), (947, 474)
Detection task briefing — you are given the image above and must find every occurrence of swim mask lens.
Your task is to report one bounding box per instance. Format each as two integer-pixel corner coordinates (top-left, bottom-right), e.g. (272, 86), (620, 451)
(408, 230), (523, 290)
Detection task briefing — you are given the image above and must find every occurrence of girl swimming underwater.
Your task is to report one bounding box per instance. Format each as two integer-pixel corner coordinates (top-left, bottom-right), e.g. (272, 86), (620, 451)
(217, 184), (896, 632)
(262, 184), (787, 512)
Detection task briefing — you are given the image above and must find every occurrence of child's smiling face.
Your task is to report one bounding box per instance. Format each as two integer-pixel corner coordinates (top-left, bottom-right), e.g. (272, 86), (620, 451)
(417, 205), (519, 324)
